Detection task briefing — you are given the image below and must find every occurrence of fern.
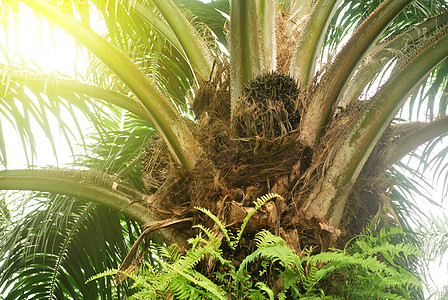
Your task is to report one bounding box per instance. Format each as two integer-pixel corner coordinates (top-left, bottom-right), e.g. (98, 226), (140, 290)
(233, 193), (283, 249)
(146, 233), (231, 299)
(86, 268), (152, 291)
(195, 206), (233, 246)
(174, 269), (228, 300)
(192, 224), (225, 252)
(158, 243), (183, 262)
(303, 259), (319, 295)
(88, 195), (422, 299)
(197, 193), (282, 251)
(86, 269), (122, 283)
(255, 282), (274, 300)
(238, 230), (298, 272)
(234, 226), (422, 299)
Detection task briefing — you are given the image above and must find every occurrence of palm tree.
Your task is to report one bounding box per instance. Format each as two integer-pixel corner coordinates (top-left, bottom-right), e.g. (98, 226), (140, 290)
(1, 0), (448, 298)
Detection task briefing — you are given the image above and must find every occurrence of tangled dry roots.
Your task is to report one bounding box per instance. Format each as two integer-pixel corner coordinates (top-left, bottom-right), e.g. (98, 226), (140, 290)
(141, 69), (317, 242)
(195, 72), (308, 189)
(140, 63), (387, 256)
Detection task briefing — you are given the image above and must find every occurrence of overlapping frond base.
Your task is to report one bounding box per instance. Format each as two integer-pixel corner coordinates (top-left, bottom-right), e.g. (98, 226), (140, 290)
(140, 65), (392, 261)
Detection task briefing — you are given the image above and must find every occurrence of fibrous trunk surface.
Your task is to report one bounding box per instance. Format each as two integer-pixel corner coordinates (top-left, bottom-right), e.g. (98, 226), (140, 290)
(141, 65), (388, 255)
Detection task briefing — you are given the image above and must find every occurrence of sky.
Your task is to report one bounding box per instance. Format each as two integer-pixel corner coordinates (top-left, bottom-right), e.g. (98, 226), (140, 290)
(0, 5), (90, 168)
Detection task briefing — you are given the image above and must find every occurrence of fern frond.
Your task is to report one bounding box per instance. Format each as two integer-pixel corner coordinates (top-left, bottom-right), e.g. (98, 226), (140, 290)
(147, 243), (229, 299)
(175, 269), (229, 300)
(168, 244), (183, 262)
(195, 206), (233, 245)
(303, 261), (319, 294)
(359, 241), (423, 260)
(233, 193), (283, 248)
(86, 268), (151, 292)
(85, 269), (119, 283)
(193, 224), (222, 248)
(196, 194), (283, 250)
(254, 229), (285, 248)
(237, 230), (300, 280)
(255, 281), (275, 300)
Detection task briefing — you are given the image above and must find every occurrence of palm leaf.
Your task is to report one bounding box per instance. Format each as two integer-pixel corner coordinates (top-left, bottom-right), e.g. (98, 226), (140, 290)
(15, 0), (202, 169)
(0, 193), (140, 299)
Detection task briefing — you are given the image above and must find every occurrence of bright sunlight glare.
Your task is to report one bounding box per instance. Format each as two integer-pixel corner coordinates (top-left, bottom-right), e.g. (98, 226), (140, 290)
(0, 4), (87, 74)
(1, 3), (90, 168)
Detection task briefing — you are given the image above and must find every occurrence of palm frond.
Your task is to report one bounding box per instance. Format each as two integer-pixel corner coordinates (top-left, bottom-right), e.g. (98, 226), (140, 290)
(419, 135), (448, 200)
(323, 0), (448, 58)
(78, 112), (156, 191)
(15, 0), (202, 169)
(300, 0), (416, 147)
(176, 0), (229, 47)
(85, 0), (197, 109)
(0, 193), (140, 299)
(290, 0), (340, 87)
(229, 0), (263, 108)
(0, 64), (114, 168)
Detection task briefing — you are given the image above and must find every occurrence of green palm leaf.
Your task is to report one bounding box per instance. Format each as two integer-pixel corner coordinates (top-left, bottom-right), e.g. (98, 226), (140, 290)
(0, 194), (140, 299)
